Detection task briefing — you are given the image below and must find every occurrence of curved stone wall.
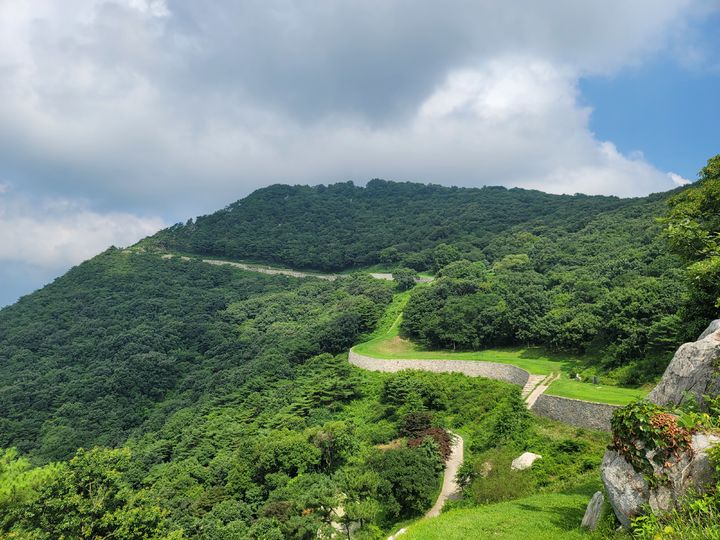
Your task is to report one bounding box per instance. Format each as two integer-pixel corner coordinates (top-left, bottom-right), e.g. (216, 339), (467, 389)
(348, 349), (530, 388)
(530, 393), (618, 432)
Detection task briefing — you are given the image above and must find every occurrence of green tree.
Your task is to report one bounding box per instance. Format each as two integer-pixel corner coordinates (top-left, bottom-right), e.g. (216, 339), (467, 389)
(392, 267), (418, 291)
(664, 155), (720, 323)
(2, 447), (181, 539)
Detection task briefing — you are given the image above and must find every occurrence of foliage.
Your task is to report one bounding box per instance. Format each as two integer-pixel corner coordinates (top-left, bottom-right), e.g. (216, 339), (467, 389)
(368, 445), (443, 520)
(150, 178), (701, 378)
(0, 250), (392, 460)
(610, 401), (694, 486)
(401, 252), (687, 382)
(4, 169), (720, 537)
(151, 181), (638, 272)
(0, 250), (533, 537)
(392, 267), (418, 291)
(1, 447), (183, 539)
(407, 428), (453, 461)
(459, 447), (534, 505)
(631, 477), (720, 540)
(663, 154), (720, 329)
(401, 479), (603, 540)
(456, 417), (607, 509)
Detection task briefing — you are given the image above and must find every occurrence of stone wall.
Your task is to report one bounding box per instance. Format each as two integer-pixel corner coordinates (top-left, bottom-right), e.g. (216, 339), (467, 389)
(531, 393), (619, 431)
(348, 350), (529, 388)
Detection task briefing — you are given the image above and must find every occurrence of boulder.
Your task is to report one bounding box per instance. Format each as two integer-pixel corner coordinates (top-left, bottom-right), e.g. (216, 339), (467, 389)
(581, 491), (605, 530)
(699, 319), (720, 340)
(511, 452), (542, 471)
(647, 320), (720, 410)
(601, 433), (719, 529)
(602, 320), (720, 528)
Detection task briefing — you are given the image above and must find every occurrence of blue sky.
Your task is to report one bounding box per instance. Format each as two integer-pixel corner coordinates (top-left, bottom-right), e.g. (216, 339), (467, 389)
(582, 70), (720, 182)
(0, 0), (718, 307)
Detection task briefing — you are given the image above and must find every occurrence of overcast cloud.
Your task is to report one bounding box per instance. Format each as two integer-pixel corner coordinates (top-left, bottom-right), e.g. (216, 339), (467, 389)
(0, 0), (715, 305)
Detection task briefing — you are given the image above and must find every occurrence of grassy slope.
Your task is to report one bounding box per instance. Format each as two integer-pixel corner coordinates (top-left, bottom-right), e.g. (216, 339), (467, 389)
(401, 480), (600, 540)
(545, 374), (648, 406)
(352, 289), (649, 406)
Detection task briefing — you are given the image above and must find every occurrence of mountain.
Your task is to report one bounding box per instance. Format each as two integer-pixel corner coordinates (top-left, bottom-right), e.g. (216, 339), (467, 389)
(150, 180), (670, 271)
(150, 180), (698, 378)
(0, 179), (706, 539)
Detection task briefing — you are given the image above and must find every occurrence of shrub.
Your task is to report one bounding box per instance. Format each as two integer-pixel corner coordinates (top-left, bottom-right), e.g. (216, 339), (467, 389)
(463, 448), (533, 505)
(610, 400), (694, 485)
(408, 428), (452, 461)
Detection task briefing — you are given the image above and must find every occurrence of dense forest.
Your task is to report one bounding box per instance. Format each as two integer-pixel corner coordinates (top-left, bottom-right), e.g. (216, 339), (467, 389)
(1, 156), (719, 538)
(0, 250), (594, 539)
(152, 179), (709, 380)
(152, 181), (659, 273)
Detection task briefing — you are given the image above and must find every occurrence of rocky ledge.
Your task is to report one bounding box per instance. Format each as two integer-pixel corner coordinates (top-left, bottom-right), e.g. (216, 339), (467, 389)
(601, 319), (720, 528)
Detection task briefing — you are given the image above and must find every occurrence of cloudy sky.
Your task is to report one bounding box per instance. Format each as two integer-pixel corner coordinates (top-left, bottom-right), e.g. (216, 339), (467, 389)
(1, 0), (719, 307)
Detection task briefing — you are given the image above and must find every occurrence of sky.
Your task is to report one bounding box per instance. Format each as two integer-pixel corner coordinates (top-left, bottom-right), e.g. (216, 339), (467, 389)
(0, 0), (719, 307)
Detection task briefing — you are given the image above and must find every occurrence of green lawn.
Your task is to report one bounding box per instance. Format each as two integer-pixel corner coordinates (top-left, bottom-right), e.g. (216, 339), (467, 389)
(353, 332), (648, 405)
(399, 481), (601, 540)
(353, 334), (568, 376)
(545, 374), (648, 406)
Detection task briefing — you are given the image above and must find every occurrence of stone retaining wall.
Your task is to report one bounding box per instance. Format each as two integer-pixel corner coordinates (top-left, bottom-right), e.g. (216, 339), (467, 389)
(531, 393), (618, 431)
(348, 350), (529, 388)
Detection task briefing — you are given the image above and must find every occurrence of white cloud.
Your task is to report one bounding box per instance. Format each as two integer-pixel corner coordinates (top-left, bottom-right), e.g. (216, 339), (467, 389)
(124, 0), (169, 18)
(0, 1), (710, 208)
(668, 172), (692, 186)
(0, 188), (164, 268)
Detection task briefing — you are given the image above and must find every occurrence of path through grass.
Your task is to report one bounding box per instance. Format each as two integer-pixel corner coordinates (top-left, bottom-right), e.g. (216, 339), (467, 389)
(399, 480), (601, 540)
(354, 288), (649, 405)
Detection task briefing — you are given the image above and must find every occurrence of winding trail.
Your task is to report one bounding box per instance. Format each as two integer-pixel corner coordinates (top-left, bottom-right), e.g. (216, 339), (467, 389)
(164, 254), (435, 283)
(202, 258), (339, 280)
(426, 432), (464, 518)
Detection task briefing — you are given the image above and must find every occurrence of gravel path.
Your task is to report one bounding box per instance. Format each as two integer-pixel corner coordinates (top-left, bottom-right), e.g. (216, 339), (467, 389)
(425, 432), (464, 518)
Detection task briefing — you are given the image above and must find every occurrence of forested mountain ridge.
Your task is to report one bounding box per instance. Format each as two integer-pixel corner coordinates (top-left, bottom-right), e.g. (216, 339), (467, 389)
(150, 180), (679, 272)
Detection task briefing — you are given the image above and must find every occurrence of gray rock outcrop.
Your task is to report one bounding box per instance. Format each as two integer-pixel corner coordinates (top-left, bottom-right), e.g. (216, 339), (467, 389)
(581, 491), (605, 530)
(647, 319), (720, 409)
(601, 433), (719, 528)
(699, 319), (720, 340)
(602, 320), (720, 528)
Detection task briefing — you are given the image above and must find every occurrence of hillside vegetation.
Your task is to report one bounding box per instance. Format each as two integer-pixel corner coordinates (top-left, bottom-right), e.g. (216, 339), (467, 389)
(2, 160), (720, 539)
(0, 249), (554, 538)
(153, 180), (698, 381)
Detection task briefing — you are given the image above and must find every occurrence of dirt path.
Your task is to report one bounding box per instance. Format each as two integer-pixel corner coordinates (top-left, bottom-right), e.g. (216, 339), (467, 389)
(165, 254), (436, 283)
(202, 258), (339, 280)
(525, 372), (560, 409)
(426, 432), (464, 518)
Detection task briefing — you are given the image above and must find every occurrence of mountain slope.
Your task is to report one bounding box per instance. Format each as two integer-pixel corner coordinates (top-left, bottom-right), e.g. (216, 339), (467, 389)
(150, 180), (670, 271)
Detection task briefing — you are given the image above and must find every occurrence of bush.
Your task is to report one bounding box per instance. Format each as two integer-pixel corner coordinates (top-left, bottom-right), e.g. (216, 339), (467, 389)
(463, 448), (533, 505)
(369, 446), (441, 520)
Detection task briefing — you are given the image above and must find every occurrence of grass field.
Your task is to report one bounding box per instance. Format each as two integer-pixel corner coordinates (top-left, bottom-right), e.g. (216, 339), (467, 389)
(353, 332), (648, 405)
(545, 373), (648, 406)
(399, 481), (602, 540)
(353, 286), (650, 406)
(354, 335), (567, 375)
